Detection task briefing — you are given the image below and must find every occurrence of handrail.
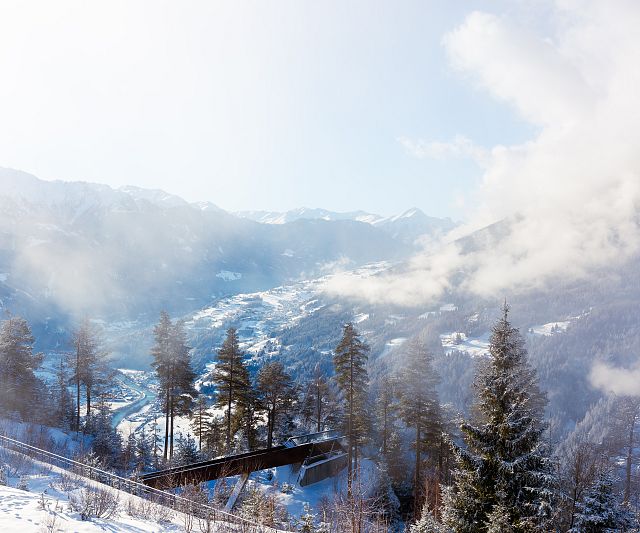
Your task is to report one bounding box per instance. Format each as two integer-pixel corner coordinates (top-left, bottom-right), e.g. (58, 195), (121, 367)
(0, 433), (274, 532)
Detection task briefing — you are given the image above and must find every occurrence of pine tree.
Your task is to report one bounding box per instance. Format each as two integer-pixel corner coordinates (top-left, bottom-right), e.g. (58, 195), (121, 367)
(376, 374), (399, 457)
(257, 361), (297, 449)
(90, 394), (122, 468)
(203, 414), (225, 457)
(442, 304), (554, 533)
(168, 320), (197, 459)
(211, 328), (251, 453)
(411, 503), (449, 533)
(570, 469), (638, 533)
(237, 385), (261, 451)
(53, 357), (74, 429)
(298, 502), (318, 532)
(135, 428), (153, 472)
(333, 322), (369, 494)
(174, 433), (201, 466)
(70, 318), (110, 428)
(151, 310), (173, 460)
(150, 311), (197, 460)
(301, 364), (338, 433)
(397, 339), (441, 515)
(191, 395), (212, 451)
(0, 316), (43, 420)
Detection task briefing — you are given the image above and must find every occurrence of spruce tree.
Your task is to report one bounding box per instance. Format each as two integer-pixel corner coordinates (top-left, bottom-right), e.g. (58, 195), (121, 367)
(257, 361), (297, 448)
(570, 469), (638, 533)
(397, 339), (441, 514)
(0, 316), (43, 420)
(90, 394), (122, 468)
(442, 304), (554, 533)
(333, 322), (369, 494)
(211, 328), (250, 453)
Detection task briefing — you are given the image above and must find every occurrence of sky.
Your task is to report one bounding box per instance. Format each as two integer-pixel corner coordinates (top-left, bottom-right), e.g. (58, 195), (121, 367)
(0, 0), (534, 219)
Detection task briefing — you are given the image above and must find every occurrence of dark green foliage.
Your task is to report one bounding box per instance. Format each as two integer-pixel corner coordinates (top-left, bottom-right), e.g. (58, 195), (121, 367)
(0, 316), (44, 420)
(570, 470), (638, 533)
(257, 361), (297, 448)
(442, 304), (554, 533)
(301, 364), (339, 433)
(150, 311), (197, 460)
(333, 322), (370, 493)
(211, 327), (251, 452)
(397, 338), (442, 513)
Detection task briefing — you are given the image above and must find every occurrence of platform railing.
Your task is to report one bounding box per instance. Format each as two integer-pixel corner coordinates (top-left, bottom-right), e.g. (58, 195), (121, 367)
(0, 433), (276, 532)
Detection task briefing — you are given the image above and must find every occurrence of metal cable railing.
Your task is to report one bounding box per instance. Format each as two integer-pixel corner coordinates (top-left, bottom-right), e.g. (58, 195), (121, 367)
(0, 433), (277, 532)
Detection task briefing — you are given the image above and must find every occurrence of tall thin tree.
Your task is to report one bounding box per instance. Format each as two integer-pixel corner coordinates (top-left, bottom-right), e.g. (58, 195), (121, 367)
(211, 328), (250, 453)
(333, 322), (369, 495)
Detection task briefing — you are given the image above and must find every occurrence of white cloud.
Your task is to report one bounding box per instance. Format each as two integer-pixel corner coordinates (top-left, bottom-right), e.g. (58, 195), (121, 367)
(590, 362), (640, 397)
(398, 135), (488, 165)
(325, 1), (640, 306)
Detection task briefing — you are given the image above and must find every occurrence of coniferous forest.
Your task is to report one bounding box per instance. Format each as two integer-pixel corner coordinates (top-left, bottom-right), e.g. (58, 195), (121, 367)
(2, 2), (640, 531)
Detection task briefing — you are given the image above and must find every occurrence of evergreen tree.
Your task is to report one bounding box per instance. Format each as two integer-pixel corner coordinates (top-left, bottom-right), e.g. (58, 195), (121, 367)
(442, 304), (554, 533)
(135, 428), (154, 472)
(257, 361), (297, 449)
(70, 318), (110, 428)
(298, 503), (318, 532)
(570, 470), (638, 533)
(237, 385), (262, 451)
(90, 394), (122, 468)
(0, 316), (43, 420)
(203, 414), (225, 457)
(376, 374), (399, 457)
(333, 322), (369, 494)
(397, 339), (442, 515)
(211, 328), (251, 453)
(301, 364), (338, 433)
(191, 395), (212, 451)
(151, 310), (173, 460)
(150, 311), (197, 460)
(53, 357), (74, 429)
(411, 503), (449, 533)
(174, 433), (201, 466)
(168, 320), (197, 459)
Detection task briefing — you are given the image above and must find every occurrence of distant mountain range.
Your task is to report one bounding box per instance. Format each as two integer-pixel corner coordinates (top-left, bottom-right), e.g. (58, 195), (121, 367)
(0, 168), (454, 331)
(236, 207), (457, 245)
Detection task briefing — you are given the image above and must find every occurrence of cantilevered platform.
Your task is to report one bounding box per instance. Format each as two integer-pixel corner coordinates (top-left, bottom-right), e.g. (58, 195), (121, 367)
(139, 430), (344, 489)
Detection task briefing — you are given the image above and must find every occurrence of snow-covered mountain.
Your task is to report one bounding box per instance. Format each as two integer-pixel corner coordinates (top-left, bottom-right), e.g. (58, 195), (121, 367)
(237, 206), (457, 245)
(0, 168), (414, 337)
(236, 207), (384, 225)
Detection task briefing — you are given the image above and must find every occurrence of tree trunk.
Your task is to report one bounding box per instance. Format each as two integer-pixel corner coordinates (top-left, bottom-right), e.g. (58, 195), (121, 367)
(267, 408), (274, 449)
(415, 423), (421, 516)
(226, 363), (233, 453)
(86, 385), (91, 418)
(76, 345), (81, 432)
(347, 352), (354, 496)
(625, 409), (636, 503)
(316, 384), (321, 433)
(163, 392), (170, 461)
(170, 393), (175, 460)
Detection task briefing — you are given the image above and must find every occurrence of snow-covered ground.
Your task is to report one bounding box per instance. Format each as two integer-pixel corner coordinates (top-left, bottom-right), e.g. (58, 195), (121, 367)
(0, 484), (183, 532)
(529, 320), (571, 336)
(440, 332), (491, 358)
(0, 447), (187, 532)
